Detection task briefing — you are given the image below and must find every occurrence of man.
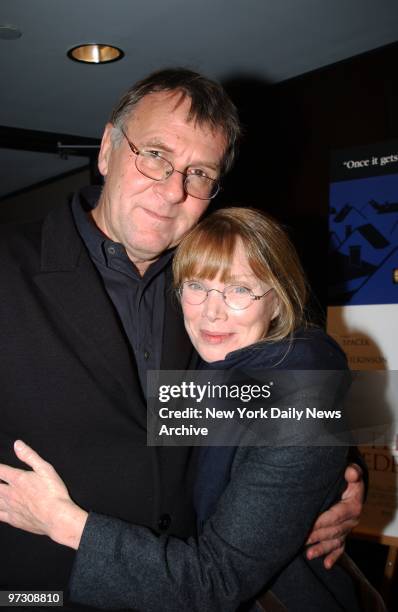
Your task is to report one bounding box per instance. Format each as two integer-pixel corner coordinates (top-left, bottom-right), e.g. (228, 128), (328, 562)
(0, 69), (363, 609)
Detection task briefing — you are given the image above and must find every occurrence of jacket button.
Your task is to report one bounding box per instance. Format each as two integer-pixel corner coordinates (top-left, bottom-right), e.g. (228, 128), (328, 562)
(158, 513), (171, 531)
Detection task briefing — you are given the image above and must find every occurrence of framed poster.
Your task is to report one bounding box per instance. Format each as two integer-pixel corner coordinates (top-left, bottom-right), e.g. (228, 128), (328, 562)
(327, 140), (398, 541)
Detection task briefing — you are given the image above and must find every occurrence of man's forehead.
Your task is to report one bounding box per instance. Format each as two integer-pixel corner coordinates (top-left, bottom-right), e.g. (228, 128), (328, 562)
(127, 90), (225, 141)
(132, 90), (190, 119)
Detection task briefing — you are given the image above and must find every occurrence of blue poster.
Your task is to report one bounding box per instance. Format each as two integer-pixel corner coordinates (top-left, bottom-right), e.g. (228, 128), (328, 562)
(329, 142), (398, 306)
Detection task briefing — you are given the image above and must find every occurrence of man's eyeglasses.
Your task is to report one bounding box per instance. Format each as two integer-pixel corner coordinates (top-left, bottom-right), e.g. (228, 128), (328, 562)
(121, 129), (220, 200)
(180, 280), (274, 310)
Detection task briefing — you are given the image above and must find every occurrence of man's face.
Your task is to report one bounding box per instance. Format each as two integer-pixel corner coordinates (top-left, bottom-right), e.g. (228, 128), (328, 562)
(94, 91), (227, 272)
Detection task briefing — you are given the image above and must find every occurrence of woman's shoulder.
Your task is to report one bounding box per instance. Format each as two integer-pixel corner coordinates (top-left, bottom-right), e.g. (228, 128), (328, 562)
(286, 327), (348, 369)
(218, 326), (348, 371)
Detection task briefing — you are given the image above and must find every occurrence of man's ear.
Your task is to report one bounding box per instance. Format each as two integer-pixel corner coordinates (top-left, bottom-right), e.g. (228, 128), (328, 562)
(97, 123), (115, 177)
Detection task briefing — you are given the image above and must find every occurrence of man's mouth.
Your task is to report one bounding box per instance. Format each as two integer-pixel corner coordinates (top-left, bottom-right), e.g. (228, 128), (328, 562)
(142, 208), (174, 222)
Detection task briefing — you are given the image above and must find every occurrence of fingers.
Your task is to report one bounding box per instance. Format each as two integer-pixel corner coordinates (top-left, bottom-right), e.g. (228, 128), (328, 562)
(0, 482), (11, 508)
(14, 440), (52, 476)
(307, 540), (346, 568)
(0, 482), (19, 523)
(323, 544), (345, 569)
(0, 441), (54, 487)
(306, 518), (358, 546)
(310, 504), (348, 532)
(344, 462), (363, 483)
(341, 480), (364, 504)
(0, 464), (22, 485)
(306, 537), (345, 561)
(310, 495), (362, 533)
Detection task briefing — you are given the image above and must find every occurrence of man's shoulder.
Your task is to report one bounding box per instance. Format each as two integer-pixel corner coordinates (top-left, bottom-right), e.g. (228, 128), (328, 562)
(0, 217), (43, 258)
(0, 221), (45, 291)
(0, 200), (79, 270)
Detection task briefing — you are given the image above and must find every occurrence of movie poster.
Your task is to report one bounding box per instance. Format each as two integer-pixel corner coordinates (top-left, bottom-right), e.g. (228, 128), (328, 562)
(327, 140), (398, 540)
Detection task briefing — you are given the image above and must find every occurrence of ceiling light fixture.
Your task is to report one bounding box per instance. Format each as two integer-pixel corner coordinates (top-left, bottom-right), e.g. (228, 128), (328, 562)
(67, 44), (124, 64)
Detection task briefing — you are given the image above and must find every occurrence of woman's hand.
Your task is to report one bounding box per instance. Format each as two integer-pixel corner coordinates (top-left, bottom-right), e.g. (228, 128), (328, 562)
(0, 440), (88, 550)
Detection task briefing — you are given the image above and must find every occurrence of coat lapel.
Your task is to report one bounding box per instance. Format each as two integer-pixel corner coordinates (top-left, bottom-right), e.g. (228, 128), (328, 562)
(32, 202), (145, 418)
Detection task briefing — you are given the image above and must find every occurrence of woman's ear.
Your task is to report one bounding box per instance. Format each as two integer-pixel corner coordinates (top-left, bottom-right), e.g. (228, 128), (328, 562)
(270, 294), (280, 321)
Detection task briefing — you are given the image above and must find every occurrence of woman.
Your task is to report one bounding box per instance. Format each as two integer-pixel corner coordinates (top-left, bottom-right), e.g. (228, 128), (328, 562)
(0, 208), (361, 611)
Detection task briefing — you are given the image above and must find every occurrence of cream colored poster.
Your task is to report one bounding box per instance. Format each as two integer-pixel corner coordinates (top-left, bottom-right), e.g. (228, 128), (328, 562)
(328, 306), (398, 539)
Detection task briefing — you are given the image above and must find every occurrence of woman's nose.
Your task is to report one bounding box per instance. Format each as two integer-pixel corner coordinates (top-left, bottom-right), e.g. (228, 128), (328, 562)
(202, 290), (228, 321)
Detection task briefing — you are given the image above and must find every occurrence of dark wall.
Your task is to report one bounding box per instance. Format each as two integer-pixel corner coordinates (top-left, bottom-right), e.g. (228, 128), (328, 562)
(2, 42), (398, 314)
(0, 169), (90, 224)
(220, 42), (398, 314)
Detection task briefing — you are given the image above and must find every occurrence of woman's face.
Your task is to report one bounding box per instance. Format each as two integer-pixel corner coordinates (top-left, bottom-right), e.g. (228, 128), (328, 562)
(181, 241), (280, 362)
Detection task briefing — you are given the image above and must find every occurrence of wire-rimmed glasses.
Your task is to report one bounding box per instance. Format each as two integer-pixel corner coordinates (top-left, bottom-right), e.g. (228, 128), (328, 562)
(121, 129), (220, 200)
(180, 280), (274, 310)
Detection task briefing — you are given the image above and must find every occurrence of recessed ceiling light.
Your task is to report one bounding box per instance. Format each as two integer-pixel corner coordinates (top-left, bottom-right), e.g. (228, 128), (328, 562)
(67, 44), (124, 64)
(0, 24), (22, 40)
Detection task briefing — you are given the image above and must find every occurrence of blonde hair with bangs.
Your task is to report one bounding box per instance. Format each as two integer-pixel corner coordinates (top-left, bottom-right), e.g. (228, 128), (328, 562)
(173, 207), (307, 342)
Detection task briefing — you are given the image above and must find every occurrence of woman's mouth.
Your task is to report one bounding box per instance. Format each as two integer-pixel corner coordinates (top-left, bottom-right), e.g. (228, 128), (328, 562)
(200, 330), (235, 344)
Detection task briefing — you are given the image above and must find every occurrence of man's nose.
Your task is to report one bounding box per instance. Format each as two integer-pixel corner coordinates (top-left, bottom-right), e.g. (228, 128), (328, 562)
(202, 290), (228, 321)
(153, 170), (186, 204)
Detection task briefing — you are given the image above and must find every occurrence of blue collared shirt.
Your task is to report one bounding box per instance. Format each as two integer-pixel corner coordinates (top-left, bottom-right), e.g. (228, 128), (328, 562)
(72, 185), (174, 394)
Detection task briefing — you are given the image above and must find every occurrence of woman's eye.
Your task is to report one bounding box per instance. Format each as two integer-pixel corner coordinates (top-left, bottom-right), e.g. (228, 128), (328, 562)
(232, 286), (251, 295)
(187, 281), (205, 291)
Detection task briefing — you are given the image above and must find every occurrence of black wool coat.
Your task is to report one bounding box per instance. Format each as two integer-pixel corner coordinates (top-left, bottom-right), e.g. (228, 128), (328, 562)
(0, 200), (198, 609)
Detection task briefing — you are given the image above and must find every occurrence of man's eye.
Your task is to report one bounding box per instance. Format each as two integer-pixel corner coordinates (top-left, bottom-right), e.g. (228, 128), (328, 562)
(188, 168), (209, 179)
(147, 150), (162, 158)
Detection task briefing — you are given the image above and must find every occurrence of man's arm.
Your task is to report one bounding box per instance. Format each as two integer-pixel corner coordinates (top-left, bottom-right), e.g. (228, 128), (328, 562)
(306, 458), (366, 568)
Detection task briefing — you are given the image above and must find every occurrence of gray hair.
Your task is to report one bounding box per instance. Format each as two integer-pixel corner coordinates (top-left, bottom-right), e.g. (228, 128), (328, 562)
(109, 67), (241, 174)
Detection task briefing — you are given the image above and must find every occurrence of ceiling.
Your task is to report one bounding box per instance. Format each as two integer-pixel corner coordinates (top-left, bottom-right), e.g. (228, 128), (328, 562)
(1, 0), (398, 199)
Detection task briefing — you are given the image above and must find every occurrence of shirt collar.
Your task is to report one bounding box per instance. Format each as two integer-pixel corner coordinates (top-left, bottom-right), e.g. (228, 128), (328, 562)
(71, 185), (174, 279)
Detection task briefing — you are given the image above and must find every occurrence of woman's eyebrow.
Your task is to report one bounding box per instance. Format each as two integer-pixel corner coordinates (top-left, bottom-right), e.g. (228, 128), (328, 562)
(226, 274), (257, 283)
